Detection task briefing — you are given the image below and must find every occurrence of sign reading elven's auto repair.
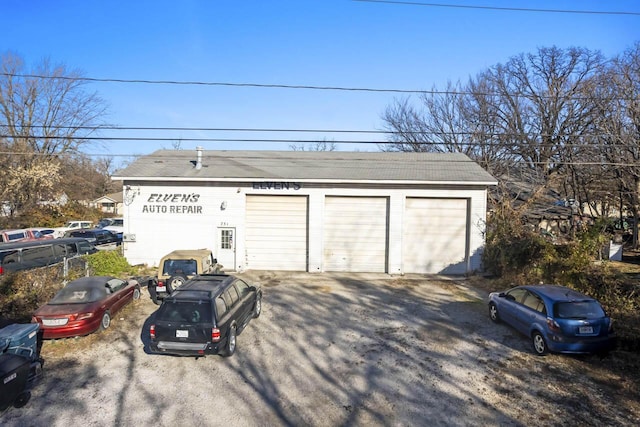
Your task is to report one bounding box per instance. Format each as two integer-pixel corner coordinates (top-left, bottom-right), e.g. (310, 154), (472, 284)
(141, 193), (203, 214)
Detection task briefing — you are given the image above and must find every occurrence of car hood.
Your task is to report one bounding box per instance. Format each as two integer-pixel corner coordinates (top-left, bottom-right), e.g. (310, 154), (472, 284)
(34, 302), (100, 316)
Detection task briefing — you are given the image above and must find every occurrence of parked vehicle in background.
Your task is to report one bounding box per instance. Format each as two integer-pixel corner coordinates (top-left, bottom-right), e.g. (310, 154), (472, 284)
(488, 284), (616, 355)
(52, 220), (93, 238)
(67, 228), (121, 248)
(148, 249), (223, 304)
(0, 229), (42, 243)
(32, 276), (141, 339)
(98, 218), (124, 239)
(25, 228), (56, 240)
(0, 238), (98, 275)
(149, 274), (261, 357)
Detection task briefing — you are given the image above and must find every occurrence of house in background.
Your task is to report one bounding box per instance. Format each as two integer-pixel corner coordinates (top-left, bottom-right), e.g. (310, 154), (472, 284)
(92, 191), (123, 215)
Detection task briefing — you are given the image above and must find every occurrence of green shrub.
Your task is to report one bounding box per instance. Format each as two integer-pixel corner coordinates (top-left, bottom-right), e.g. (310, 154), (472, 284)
(85, 249), (133, 276)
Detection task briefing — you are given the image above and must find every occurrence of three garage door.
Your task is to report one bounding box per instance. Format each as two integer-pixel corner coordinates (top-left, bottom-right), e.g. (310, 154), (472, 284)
(245, 195), (469, 274)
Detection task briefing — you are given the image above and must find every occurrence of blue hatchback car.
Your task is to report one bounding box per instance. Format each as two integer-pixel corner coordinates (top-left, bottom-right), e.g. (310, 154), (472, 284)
(488, 284), (616, 355)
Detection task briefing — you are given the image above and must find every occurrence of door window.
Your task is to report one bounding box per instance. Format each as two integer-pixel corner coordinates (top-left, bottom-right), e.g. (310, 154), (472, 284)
(221, 229), (234, 249)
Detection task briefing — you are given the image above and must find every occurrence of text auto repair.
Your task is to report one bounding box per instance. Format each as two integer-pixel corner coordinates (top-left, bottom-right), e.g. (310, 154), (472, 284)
(141, 183), (301, 214)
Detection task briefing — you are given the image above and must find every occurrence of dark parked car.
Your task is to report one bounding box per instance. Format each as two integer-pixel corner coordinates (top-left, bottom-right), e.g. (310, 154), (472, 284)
(68, 228), (121, 247)
(149, 274), (261, 357)
(32, 276), (141, 339)
(0, 238), (98, 275)
(488, 284), (616, 355)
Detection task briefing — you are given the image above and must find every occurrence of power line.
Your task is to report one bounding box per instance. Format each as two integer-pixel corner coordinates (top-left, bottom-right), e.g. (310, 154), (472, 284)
(353, 0), (640, 16)
(2, 72), (635, 102)
(2, 133), (639, 148)
(2, 125), (639, 141)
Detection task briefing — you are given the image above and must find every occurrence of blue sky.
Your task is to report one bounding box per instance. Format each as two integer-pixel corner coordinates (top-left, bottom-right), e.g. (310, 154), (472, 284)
(2, 0), (638, 164)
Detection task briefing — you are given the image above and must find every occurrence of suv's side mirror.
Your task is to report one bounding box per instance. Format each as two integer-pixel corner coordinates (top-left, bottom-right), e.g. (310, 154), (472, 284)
(213, 258), (218, 264)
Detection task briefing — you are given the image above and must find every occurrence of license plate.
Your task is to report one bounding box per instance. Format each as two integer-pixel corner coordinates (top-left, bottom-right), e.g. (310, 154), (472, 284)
(156, 286), (166, 292)
(579, 326), (593, 334)
(43, 318), (68, 326)
(176, 330), (188, 338)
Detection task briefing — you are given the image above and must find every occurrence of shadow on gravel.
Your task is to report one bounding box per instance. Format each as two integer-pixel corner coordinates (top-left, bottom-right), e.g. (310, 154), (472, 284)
(3, 273), (638, 426)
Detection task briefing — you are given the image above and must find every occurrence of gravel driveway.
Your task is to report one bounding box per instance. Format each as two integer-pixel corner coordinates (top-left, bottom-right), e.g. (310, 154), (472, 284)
(2, 271), (639, 426)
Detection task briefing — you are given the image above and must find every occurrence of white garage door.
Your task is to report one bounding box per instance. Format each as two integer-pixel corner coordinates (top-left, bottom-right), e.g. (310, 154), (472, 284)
(246, 195), (308, 271)
(323, 196), (388, 272)
(403, 198), (468, 274)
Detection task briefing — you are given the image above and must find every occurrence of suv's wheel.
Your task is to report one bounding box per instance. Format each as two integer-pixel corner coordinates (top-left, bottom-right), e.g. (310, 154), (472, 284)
(100, 311), (111, 331)
(167, 275), (187, 293)
(147, 283), (161, 305)
(222, 325), (237, 357)
(532, 331), (548, 355)
(253, 295), (262, 318)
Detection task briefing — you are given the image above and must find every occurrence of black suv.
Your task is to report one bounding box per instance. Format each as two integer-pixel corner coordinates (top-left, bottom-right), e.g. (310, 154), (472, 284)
(149, 274), (262, 358)
(68, 228), (121, 247)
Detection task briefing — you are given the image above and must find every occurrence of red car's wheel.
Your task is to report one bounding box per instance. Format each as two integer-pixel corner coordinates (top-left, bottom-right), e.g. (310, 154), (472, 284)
(100, 311), (111, 330)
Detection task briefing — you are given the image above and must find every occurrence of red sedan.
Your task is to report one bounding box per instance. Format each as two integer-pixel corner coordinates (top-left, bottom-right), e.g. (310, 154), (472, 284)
(32, 276), (141, 339)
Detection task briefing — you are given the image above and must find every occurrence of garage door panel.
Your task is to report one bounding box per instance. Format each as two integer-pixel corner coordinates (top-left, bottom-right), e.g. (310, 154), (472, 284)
(246, 196), (308, 271)
(404, 198), (468, 274)
(323, 197), (387, 273)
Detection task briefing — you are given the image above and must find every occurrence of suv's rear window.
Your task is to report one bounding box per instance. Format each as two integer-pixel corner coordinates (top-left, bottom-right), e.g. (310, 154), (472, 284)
(156, 301), (212, 323)
(162, 259), (197, 276)
(554, 301), (605, 319)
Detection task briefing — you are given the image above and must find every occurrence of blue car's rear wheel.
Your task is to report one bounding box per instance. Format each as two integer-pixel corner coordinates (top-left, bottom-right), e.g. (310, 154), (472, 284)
(532, 331), (548, 355)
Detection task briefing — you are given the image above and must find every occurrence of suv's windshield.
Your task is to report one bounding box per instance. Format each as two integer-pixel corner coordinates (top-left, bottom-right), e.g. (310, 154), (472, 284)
(162, 259), (197, 276)
(554, 301), (606, 319)
(156, 300), (212, 323)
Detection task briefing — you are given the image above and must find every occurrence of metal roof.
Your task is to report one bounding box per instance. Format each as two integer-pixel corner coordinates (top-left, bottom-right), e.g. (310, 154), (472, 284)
(114, 150), (497, 185)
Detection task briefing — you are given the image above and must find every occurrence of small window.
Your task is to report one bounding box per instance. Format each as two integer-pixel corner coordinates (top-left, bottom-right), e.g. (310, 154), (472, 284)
(215, 297), (227, 317)
(107, 278), (126, 293)
(506, 288), (527, 303)
(0, 250), (20, 265)
(221, 229), (233, 250)
(223, 287), (239, 308)
(234, 280), (251, 298)
(7, 232), (26, 241)
(522, 293), (545, 313)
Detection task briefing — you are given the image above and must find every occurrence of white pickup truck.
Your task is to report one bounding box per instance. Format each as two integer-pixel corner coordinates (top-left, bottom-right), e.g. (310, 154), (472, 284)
(52, 220), (94, 238)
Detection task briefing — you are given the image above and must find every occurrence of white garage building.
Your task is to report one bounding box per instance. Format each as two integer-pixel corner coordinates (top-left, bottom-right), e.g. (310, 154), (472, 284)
(113, 149), (497, 275)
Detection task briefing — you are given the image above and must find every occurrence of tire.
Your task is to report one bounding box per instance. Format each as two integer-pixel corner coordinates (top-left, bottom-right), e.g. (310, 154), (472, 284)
(100, 311), (111, 331)
(133, 287), (141, 300)
(253, 295), (262, 318)
(532, 331), (548, 355)
(222, 325), (237, 358)
(13, 391), (31, 408)
(147, 281), (161, 305)
(489, 302), (500, 323)
(167, 275), (187, 293)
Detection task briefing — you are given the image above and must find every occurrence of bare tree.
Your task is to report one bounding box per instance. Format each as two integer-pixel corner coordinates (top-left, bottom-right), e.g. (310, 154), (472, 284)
(289, 139), (337, 151)
(595, 42), (640, 247)
(0, 52), (108, 217)
(382, 46), (608, 218)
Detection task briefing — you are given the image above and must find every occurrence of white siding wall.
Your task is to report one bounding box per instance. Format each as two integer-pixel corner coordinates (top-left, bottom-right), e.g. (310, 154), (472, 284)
(122, 183), (489, 275)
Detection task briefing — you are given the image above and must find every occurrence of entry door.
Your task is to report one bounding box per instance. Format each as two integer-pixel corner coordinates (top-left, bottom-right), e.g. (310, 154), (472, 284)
(218, 228), (236, 271)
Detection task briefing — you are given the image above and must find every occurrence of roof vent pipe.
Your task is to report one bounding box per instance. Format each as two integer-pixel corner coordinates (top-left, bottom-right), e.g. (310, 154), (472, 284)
(195, 146), (203, 170)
